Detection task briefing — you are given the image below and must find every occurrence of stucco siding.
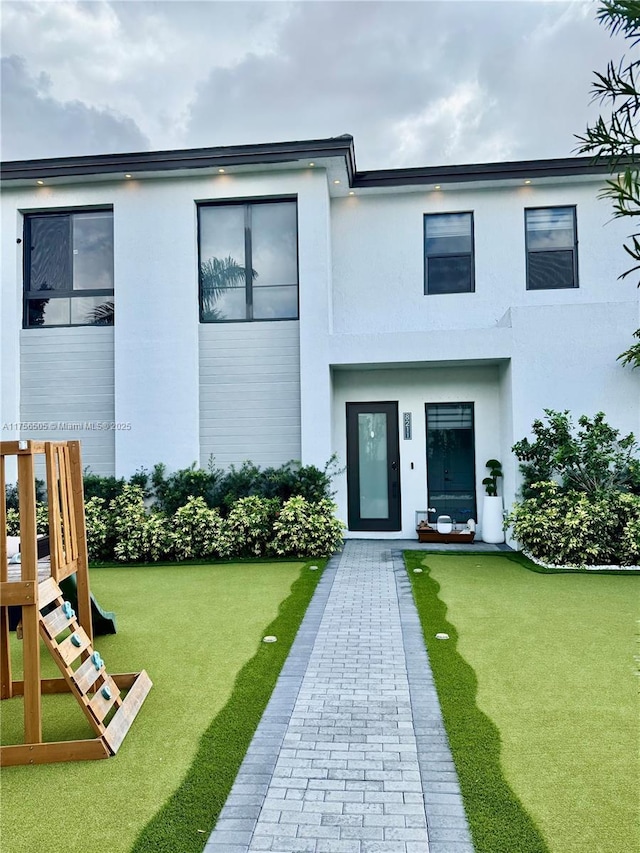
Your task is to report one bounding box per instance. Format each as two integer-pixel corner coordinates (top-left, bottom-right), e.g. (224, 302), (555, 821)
(199, 321), (301, 469)
(20, 327), (115, 475)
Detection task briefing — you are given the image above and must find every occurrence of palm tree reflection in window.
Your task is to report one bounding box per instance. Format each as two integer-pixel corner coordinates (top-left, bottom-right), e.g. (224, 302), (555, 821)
(200, 256), (257, 321)
(86, 301), (114, 325)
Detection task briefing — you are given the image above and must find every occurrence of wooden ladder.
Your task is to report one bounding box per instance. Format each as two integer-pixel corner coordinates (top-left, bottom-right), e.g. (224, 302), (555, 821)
(1, 577), (152, 766)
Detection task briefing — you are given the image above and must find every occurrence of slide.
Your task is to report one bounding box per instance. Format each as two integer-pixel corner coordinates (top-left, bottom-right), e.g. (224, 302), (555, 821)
(59, 574), (117, 635)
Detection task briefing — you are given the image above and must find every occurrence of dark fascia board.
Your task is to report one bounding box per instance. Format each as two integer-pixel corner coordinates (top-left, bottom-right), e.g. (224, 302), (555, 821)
(1, 135), (627, 187)
(0, 135), (357, 183)
(354, 156), (624, 188)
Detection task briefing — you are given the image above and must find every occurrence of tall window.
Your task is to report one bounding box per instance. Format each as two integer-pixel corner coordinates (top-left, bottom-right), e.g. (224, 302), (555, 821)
(525, 207), (578, 290)
(198, 199), (299, 322)
(424, 212), (474, 294)
(23, 210), (114, 328)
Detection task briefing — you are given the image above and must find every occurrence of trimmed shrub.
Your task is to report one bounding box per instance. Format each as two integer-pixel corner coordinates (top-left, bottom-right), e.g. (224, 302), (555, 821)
(6, 504), (49, 536)
(111, 485), (174, 563)
(506, 482), (640, 565)
(270, 496), (345, 558)
(172, 497), (224, 561)
(218, 496), (280, 558)
(85, 497), (110, 561)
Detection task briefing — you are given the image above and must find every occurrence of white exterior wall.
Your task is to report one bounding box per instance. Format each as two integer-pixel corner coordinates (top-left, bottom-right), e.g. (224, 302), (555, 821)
(319, 179), (638, 538)
(2, 161), (637, 539)
(1, 168), (330, 476)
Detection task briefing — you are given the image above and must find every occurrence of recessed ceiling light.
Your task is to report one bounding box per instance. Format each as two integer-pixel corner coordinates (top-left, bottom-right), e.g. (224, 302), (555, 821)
(434, 185), (441, 190)
(524, 179), (531, 185)
(309, 162), (315, 167)
(218, 168), (225, 174)
(36, 180), (44, 185)
(124, 174), (132, 179)
(348, 191), (355, 196)
(333, 179), (341, 185)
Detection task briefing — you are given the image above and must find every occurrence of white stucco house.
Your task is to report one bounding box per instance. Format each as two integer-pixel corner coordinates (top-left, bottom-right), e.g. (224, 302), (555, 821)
(1, 135), (638, 540)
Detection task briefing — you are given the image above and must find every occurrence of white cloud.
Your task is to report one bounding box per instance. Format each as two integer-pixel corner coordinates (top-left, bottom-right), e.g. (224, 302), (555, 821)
(0, 1), (630, 166)
(1, 54), (148, 160)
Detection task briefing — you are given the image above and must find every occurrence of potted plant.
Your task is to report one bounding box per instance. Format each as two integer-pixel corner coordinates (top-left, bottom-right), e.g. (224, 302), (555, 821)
(481, 459), (504, 543)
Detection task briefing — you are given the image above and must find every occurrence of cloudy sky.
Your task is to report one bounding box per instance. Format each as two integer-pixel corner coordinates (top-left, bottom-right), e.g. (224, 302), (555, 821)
(0, 0), (629, 169)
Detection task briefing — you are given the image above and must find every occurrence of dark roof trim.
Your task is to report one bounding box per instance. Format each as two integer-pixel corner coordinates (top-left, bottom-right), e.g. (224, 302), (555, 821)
(353, 157), (617, 188)
(0, 135), (621, 186)
(1, 135), (356, 183)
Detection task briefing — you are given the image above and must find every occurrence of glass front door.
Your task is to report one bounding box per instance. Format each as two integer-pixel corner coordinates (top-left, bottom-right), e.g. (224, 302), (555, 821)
(426, 403), (476, 523)
(346, 402), (401, 531)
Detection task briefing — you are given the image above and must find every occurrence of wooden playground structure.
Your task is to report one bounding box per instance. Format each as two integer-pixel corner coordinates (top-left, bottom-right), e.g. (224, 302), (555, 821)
(0, 439), (151, 766)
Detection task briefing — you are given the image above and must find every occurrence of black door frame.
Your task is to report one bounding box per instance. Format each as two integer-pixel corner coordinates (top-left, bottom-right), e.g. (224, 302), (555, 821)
(346, 401), (401, 532)
(425, 401), (477, 522)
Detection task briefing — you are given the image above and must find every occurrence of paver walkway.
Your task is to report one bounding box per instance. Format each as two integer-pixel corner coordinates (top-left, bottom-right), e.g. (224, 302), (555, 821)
(205, 540), (496, 853)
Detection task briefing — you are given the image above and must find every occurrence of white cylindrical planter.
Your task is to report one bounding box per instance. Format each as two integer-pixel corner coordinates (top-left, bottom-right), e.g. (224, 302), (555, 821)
(482, 495), (504, 544)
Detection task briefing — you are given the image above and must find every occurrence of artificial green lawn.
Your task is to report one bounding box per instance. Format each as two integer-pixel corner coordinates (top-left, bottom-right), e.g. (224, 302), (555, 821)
(405, 551), (639, 853)
(1, 560), (323, 853)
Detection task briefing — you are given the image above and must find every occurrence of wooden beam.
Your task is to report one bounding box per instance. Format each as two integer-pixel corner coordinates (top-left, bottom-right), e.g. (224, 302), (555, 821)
(0, 582), (37, 607)
(17, 451), (41, 745)
(11, 677), (72, 696)
(103, 671), (152, 754)
(68, 441), (92, 642)
(0, 738), (110, 766)
(0, 455), (11, 699)
(0, 441), (47, 457)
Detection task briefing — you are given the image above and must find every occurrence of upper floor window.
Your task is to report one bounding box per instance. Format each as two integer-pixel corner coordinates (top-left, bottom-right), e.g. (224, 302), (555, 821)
(198, 199), (299, 322)
(525, 206), (578, 290)
(424, 212), (474, 294)
(23, 210), (114, 328)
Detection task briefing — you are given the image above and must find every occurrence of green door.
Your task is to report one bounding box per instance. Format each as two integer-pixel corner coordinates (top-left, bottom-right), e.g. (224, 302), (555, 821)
(426, 403), (476, 522)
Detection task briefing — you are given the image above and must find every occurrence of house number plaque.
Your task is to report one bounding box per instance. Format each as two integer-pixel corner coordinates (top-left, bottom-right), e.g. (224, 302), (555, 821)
(403, 412), (412, 440)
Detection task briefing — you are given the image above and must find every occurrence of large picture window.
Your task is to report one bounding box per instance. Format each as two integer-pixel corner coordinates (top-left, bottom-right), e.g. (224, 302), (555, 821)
(23, 210), (114, 328)
(198, 199), (299, 322)
(424, 212), (474, 294)
(525, 206), (578, 290)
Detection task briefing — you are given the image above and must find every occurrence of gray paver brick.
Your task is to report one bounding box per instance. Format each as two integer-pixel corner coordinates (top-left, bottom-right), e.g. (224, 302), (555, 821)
(206, 542), (477, 853)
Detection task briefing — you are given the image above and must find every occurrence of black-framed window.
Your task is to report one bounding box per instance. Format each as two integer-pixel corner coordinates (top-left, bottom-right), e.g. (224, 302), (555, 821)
(424, 212), (474, 294)
(23, 209), (114, 328)
(525, 206), (578, 290)
(198, 199), (299, 322)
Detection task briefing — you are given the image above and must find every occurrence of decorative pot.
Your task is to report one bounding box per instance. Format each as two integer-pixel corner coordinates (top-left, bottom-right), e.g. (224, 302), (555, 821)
(482, 495), (504, 544)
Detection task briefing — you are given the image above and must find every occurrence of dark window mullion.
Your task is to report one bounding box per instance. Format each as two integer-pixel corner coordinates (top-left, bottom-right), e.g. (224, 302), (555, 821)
(244, 204), (253, 321)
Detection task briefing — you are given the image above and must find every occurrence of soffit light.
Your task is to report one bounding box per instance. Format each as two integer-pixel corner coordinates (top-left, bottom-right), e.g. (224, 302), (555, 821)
(333, 179), (341, 185)
(434, 185), (441, 190)
(309, 162), (315, 167)
(348, 191), (355, 196)
(124, 174), (133, 179)
(218, 168), (225, 173)
(36, 180), (45, 185)
(524, 179), (532, 185)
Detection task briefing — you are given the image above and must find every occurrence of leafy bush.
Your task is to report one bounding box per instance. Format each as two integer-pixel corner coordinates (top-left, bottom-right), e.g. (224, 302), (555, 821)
(506, 482), (640, 566)
(85, 497), (111, 561)
(151, 462), (221, 516)
(83, 468), (149, 503)
(4, 478), (46, 511)
(150, 456), (340, 515)
(513, 410), (640, 499)
(218, 496), (280, 558)
(270, 496), (345, 558)
(172, 497), (224, 561)
(6, 504), (49, 536)
(111, 485), (174, 563)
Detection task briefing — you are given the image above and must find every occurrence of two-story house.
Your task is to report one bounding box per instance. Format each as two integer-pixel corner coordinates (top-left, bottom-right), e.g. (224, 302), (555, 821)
(1, 135), (638, 539)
